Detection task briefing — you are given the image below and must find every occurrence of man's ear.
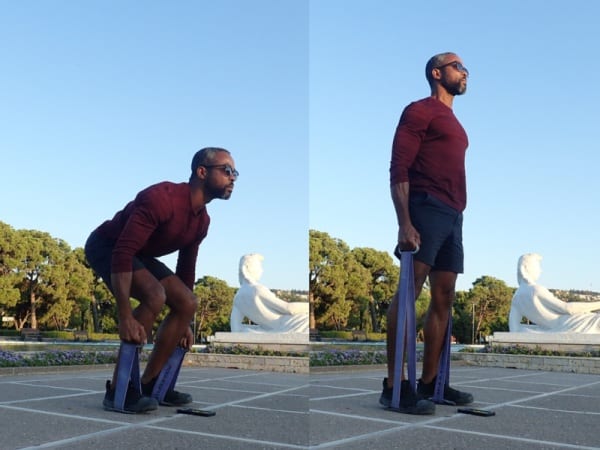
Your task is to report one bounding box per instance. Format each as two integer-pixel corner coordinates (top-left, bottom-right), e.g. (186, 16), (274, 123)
(196, 165), (208, 180)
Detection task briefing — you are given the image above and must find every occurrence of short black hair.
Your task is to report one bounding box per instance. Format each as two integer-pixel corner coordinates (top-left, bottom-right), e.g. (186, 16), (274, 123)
(425, 52), (456, 86)
(190, 147), (230, 182)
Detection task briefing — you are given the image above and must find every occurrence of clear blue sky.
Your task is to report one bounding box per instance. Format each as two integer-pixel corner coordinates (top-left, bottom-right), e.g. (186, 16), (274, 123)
(1, 1), (308, 291)
(2, 1), (598, 294)
(310, 0), (600, 292)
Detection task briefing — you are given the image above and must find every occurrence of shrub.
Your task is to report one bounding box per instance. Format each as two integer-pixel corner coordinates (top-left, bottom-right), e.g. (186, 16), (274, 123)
(317, 331), (386, 341)
(310, 349), (388, 366)
(0, 349), (120, 367)
(200, 344), (307, 358)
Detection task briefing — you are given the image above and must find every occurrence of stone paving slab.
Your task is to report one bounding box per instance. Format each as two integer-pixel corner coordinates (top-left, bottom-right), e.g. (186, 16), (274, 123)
(2, 364), (600, 449)
(0, 367), (308, 449)
(310, 364), (600, 449)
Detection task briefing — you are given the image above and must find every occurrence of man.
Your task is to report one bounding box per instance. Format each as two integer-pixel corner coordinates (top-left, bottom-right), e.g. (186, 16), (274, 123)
(85, 147), (238, 413)
(380, 53), (473, 415)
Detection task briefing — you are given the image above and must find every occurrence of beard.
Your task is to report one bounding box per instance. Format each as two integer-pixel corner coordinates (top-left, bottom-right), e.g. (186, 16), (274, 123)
(441, 78), (467, 96)
(207, 183), (233, 200)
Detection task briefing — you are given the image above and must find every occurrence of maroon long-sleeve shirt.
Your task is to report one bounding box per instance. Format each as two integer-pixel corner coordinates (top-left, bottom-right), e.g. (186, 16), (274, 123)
(95, 182), (210, 289)
(390, 96), (469, 212)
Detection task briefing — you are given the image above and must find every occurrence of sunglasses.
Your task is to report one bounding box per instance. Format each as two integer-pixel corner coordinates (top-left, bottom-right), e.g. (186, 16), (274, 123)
(436, 61), (469, 76)
(203, 164), (239, 180)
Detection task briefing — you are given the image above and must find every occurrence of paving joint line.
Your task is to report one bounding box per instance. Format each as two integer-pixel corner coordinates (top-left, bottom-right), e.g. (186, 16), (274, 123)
(307, 372), (600, 449)
(424, 424), (600, 450)
(210, 383), (309, 410)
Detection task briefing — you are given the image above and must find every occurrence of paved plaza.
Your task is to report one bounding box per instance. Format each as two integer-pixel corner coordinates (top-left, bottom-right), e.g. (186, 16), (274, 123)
(310, 364), (600, 449)
(1, 363), (599, 449)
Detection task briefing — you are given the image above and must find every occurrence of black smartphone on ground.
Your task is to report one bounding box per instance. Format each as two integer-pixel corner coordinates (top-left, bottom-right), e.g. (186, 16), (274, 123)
(457, 407), (495, 417)
(177, 408), (216, 417)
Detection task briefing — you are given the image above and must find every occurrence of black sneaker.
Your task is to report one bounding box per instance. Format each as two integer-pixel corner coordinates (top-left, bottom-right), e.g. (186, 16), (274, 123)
(102, 380), (158, 414)
(142, 379), (193, 406)
(379, 378), (435, 415)
(417, 377), (474, 405)
(161, 389), (193, 407)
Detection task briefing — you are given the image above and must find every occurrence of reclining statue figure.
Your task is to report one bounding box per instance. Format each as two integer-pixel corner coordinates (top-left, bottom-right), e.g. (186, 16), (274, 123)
(509, 253), (600, 333)
(230, 253), (309, 333)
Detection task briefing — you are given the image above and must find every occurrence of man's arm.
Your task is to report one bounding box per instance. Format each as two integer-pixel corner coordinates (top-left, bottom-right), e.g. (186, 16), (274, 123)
(176, 243), (201, 290)
(111, 271), (147, 344)
(389, 102), (429, 252)
(176, 215), (208, 289)
(110, 187), (169, 343)
(391, 181), (420, 252)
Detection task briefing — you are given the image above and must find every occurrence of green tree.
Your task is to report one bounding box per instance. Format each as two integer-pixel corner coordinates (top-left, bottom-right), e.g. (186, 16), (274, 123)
(351, 247), (399, 332)
(68, 247), (99, 332)
(12, 229), (69, 330)
(453, 276), (514, 343)
(309, 230), (354, 330)
(0, 222), (22, 326)
(414, 288), (431, 341)
(85, 260), (115, 333)
(342, 250), (370, 330)
(194, 276), (236, 340)
(452, 290), (469, 343)
(37, 239), (76, 330)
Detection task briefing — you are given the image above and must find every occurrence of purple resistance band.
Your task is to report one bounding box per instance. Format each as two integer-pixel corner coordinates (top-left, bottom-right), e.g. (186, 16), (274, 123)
(151, 346), (187, 403)
(390, 249), (454, 408)
(114, 342), (141, 412)
(391, 251), (417, 410)
(432, 315), (453, 404)
(113, 343), (187, 410)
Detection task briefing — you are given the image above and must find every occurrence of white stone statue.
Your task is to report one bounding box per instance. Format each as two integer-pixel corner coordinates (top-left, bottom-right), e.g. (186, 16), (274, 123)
(509, 253), (600, 333)
(230, 253), (309, 333)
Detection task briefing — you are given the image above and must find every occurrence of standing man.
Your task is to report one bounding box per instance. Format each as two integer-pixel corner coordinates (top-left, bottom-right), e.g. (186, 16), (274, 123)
(380, 53), (474, 415)
(85, 147), (238, 413)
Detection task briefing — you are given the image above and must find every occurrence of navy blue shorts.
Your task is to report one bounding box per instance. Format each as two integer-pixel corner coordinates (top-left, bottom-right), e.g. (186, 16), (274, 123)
(84, 230), (174, 292)
(409, 191), (464, 273)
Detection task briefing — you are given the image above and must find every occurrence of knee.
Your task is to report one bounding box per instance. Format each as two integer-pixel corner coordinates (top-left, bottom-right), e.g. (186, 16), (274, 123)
(172, 292), (198, 318)
(430, 290), (455, 313)
(144, 284), (168, 317)
(187, 294), (199, 316)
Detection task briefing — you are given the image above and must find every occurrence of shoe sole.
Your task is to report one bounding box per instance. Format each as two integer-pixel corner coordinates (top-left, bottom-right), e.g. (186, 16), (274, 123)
(103, 400), (158, 414)
(160, 399), (192, 407)
(160, 393), (193, 407)
(452, 397), (474, 406)
(380, 396), (435, 415)
(379, 397), (390, 408)
(159, 398), (194, 406)
(423, 395), (474, 406)
(386, 405), (435, 415)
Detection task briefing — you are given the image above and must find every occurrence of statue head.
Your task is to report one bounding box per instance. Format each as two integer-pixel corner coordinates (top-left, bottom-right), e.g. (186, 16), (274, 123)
(517, 253), (543, 285)
(239, 253), (264, 284)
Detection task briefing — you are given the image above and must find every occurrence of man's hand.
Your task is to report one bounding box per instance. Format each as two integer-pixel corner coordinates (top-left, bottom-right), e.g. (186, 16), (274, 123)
(179, 326), (194, 350)
(398, 223), (421, 253)
(118, 316), (147, 345)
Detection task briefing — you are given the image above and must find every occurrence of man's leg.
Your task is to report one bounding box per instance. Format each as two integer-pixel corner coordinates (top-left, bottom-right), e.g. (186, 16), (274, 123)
(417, 270), (473, 405)
(385, 260), (430, 386)
(140, 274), (197, 384)
(109, 268), (168, 389)
(420, 270), (456, 383)
(381, 259), (435, 414)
